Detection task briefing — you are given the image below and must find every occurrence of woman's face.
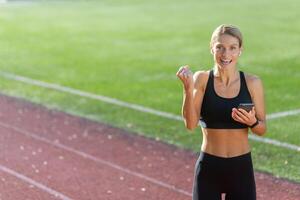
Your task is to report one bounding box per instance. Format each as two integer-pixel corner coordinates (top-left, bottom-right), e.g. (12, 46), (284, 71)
(211, 34), (242, 69)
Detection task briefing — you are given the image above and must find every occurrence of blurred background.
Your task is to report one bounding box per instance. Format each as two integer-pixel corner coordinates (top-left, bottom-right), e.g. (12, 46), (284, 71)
(0, 0), (299, 183)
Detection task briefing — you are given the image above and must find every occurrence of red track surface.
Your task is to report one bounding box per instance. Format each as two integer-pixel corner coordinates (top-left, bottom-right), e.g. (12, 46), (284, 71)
(0, 94), (299, 200)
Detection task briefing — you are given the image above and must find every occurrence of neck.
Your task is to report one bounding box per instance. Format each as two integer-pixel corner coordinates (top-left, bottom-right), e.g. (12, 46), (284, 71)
(213, 66), (239, 86)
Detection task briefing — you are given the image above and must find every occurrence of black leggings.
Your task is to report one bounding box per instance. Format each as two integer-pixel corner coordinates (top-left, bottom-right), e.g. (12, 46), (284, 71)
(192, 151), (256, 200)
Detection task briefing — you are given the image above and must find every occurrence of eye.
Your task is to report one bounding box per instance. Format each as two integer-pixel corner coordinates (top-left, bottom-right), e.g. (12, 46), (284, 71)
(215, 46), (223, 50)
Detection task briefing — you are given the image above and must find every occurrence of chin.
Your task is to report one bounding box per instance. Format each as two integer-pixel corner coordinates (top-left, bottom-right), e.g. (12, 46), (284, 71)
(217, 61), (237, 69)
(217, 63), (231, 69)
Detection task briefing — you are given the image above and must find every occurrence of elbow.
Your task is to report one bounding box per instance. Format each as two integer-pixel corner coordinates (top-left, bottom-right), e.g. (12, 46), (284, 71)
(253, 125), (267, 136)
(184, 121), (198, 132)
(186, 125), (196, 132)
(255, 130), (266, 136)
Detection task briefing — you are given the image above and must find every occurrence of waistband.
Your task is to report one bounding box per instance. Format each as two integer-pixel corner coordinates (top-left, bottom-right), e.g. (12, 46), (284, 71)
(198, 151), (252, 164)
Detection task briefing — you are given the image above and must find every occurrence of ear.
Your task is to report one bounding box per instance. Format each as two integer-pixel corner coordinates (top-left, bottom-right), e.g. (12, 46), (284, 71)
(239, 47), (243, 56)
(210, 49), (214, 55)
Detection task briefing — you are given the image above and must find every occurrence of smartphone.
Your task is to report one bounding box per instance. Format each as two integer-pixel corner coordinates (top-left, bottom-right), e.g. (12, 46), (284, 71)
(238, 103), (254, 112)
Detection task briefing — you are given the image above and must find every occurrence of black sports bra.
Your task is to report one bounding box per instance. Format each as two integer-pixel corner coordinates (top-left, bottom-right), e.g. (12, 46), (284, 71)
(200, 70), (252, 129)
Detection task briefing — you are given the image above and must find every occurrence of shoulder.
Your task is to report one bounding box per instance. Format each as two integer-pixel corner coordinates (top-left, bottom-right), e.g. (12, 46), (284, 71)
(244, 73), (263, 86)
(244, 72), (264, 93)
(193, 70), (210, 90)
(193, 70), (210, 81)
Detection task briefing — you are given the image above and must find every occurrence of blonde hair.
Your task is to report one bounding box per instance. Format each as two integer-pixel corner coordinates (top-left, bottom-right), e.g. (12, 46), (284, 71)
(210, 24), (243, 48)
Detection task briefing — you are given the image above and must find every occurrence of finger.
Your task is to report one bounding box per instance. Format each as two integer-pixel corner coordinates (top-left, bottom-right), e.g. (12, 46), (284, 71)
(238, 108), (251, 118)
(182, 65), (189, 70)
(181, 68), (193, 79)
(177, 70), (193, 87)
(176, 66), (185, 76)
(232, 112), (244, 123)
(232, 110), (243, 122)
(177, 65), (189, 73)
(183, 70), (193, 78)
(177, 70), (187, 81)
(231, 110), (237, 121)
(236, 111), (249, 121)
(179, 66), (189, 76)
(248, 107), (256, 117)
(236, 110), (250, 122)
(232, 107), (238, 112)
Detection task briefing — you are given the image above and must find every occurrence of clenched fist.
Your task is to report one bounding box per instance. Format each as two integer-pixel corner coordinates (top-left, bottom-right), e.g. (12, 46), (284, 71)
(176, 65), (194, 91)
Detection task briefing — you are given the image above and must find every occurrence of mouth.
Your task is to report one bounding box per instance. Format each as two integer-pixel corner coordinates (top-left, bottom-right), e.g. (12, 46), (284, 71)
(220, 59), (232, 66)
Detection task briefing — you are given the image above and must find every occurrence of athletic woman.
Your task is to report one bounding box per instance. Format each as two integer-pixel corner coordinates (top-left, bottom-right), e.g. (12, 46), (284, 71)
(176, 24), (267, 200)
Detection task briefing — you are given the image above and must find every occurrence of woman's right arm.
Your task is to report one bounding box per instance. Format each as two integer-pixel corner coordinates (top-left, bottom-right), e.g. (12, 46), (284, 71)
(176, 66), (206, 131)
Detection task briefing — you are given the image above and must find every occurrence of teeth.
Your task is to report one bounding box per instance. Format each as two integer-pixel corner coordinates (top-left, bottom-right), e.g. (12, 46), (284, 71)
(221, 59), (231, 65)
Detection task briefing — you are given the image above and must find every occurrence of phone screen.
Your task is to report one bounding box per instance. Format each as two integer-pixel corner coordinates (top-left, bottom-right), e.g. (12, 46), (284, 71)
(238, 103), (254, 112)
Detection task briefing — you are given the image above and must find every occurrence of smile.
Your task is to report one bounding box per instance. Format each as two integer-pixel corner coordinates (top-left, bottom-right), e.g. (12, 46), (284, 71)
(220, 59), (232, 65)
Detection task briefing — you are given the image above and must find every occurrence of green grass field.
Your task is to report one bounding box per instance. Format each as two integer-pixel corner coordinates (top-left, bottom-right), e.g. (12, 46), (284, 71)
(0, 0), (299, 182)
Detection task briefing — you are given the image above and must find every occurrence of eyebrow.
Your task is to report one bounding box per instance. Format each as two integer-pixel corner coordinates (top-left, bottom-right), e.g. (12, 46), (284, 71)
(215, 43), (239, 47)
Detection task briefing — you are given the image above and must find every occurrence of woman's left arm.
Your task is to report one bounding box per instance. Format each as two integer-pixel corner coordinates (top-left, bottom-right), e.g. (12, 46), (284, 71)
(232, 75), (267, 136)
(248, 76), (267, 136)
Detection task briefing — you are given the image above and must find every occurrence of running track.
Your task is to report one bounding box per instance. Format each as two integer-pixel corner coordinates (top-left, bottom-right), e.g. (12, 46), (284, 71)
(0, 94), (299, 200)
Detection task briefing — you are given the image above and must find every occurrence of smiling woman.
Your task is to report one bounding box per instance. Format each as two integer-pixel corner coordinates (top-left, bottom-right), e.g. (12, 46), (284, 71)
(210, 25), (243, 68)
(176, 24), (267, 200)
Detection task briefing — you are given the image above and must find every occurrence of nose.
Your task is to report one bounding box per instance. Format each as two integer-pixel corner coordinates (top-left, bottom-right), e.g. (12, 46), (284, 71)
(221, 49), (231, 57)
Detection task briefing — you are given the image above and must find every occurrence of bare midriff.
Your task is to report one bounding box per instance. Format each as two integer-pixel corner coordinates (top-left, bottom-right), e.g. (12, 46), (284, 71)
(201, 128), (250, 158)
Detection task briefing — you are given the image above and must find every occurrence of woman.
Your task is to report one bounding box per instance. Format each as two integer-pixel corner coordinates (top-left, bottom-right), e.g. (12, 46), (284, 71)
(176, 24), (266, 200)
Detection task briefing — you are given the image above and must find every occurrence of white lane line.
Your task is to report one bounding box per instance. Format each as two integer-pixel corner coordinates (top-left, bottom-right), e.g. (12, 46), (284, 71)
(0, 71), (300, 152)
(267, 109), (300, 120)
(0, 164), (73, 200)
(0, 71), (182, 121)
(0, 121), (192, 197)
(249, 135), (300, 152)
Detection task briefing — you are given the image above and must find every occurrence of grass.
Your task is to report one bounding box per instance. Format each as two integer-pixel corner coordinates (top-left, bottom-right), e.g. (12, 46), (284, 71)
(0, 0), (299, 182)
